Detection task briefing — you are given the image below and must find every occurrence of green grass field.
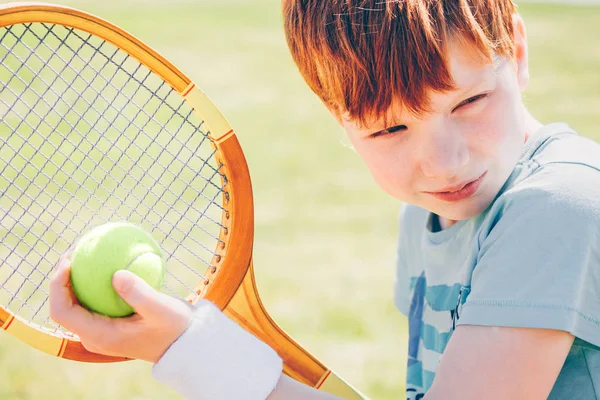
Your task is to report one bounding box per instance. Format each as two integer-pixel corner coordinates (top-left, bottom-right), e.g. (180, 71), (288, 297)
(1, 1), (599, 399)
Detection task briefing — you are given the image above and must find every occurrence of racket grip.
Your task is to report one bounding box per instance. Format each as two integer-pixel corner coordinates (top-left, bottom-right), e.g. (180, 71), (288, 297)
(316, 370), (370, 399)
(222, 262), (370, 399)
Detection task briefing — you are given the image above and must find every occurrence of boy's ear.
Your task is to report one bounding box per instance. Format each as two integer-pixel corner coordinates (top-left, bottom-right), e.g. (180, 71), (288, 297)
(512, 13), (530, 91)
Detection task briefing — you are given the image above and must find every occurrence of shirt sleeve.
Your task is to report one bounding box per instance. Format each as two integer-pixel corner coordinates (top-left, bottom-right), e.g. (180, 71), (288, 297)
(458, 164), (600, 347)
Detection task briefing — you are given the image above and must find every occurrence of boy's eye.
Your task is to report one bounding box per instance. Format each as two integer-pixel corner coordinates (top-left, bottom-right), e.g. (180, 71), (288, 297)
(453, 93), (489, 112)
(369, 124), (407, 139)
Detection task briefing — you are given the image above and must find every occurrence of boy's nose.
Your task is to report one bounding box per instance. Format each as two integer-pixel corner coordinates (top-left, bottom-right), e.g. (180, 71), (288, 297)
(419, 128), (470, 179)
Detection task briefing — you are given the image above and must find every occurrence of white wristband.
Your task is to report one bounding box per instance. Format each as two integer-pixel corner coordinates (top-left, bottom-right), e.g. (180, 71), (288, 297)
(152, 300), (283, 400)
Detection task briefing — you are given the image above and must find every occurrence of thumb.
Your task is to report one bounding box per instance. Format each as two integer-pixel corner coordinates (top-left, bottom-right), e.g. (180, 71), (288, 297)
(112, 270), (163, 316)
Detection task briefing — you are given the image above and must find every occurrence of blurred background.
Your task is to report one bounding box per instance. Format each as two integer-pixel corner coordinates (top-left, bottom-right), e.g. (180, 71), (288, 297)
(1, 0), (599, 398)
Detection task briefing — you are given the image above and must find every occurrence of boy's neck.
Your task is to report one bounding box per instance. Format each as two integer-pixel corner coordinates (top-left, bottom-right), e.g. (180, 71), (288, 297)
(524, 112), (544, 142)
(438, 216), (456, 230)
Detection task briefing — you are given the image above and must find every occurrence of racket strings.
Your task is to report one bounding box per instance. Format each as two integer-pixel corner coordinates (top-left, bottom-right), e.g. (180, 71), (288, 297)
(0, 23), (230, 335)
(3, 23), (227, 202)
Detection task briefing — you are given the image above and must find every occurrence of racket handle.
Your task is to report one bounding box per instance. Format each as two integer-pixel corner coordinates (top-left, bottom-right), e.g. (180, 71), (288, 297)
(317, 370), (370, 399)
(221, 262), (370, 398)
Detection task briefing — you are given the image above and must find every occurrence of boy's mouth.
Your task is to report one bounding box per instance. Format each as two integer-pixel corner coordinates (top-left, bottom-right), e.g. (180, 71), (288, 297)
(425, 171), (488, 202)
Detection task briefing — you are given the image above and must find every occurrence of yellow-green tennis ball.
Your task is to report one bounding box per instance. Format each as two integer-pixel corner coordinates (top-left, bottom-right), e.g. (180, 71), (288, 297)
(70, 221), (165, 318)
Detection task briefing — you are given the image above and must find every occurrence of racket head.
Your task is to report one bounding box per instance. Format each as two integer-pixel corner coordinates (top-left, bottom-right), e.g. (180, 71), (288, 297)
(0, 1), (253, 362)
(0, 5), (372, 398)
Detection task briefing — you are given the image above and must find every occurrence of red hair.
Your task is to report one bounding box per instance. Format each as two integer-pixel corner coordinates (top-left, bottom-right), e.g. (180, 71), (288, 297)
(283, 0), (518, 124)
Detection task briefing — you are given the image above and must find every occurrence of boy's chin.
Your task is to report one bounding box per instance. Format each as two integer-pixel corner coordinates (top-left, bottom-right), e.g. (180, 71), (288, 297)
(430, 195), (495, 223)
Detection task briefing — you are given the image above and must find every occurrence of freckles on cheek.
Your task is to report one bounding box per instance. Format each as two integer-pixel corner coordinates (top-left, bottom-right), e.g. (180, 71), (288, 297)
(382, 157), (414, 195)
(361, 150), (409, 195)
(352, 135), (416, 197)
(466, 117), (499, 157)
(472, 98), (515, 156)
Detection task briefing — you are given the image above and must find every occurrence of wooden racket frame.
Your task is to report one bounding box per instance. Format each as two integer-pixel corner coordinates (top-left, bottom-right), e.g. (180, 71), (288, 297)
(0, 3), (366, 398)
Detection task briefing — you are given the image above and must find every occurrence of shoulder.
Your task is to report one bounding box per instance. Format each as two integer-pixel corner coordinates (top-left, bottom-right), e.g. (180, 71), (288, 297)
(482, 159), (600, 250)
(398, 203), (430, 244)
(533, 131), (600, 171)
(500, 161), (600, 217)
(396, 204), (430, 263)
(481, 131), (600, 243)
(496, 129), (600, 221)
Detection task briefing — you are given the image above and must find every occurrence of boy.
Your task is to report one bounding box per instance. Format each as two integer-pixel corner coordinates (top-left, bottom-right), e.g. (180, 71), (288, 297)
(50, 0), (600, 399)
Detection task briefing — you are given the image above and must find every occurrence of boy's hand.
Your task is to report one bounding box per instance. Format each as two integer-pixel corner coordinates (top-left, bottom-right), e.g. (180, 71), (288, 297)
(49, 254), (193, 363)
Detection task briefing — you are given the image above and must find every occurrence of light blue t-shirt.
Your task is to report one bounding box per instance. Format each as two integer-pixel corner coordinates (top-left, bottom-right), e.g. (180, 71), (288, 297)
(395, 123), (600, 399)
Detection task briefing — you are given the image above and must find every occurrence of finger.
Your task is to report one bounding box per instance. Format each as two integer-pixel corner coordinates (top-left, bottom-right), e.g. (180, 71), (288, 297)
(112, 270), (161, 316)
(51, 257), (78, 304)
(50, 257), (72, 295)
(65, 242), (76, 258)
(49, 262), (96, 334)
(51, 300), (100, 337)
(112, 270), (189, 319)
(56, 244), (76, 268)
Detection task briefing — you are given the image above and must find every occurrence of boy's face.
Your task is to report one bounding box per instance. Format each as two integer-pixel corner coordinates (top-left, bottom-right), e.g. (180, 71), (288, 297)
(340, 29), (532, 222)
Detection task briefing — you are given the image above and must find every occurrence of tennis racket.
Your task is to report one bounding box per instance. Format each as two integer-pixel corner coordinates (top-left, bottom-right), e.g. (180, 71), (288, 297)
(0, 2), (366, 398)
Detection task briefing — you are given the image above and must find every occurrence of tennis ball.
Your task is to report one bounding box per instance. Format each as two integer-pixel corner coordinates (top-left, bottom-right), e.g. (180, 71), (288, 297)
(70, 221), (165, 318)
